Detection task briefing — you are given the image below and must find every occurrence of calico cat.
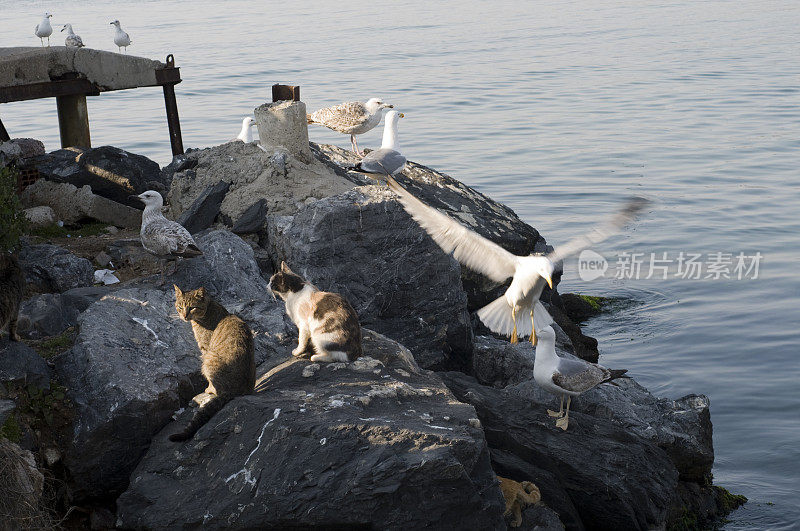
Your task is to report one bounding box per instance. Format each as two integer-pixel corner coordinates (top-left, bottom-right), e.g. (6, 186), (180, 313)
(0, 253), (24, 342)
(170, 285), (255, 442)
(268, 262), (362, 363)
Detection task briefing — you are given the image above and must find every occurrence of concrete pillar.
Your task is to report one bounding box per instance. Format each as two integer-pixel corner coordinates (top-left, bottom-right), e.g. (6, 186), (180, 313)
(56, 94), (91, 148)
(254, 100), (311, 163)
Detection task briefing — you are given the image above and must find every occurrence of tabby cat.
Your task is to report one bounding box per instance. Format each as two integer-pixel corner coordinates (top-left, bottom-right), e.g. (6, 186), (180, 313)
(0, 253), (24, 342)
(268, 261), (362, 362)
(170, 285), (255, 442)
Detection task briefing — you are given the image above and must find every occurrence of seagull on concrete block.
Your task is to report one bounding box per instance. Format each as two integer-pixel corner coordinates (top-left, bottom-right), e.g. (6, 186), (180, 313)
(533, 325), (628, 430)
(386, 176), (649, 345)
(132, 190), (202, 284)
(35, 13), (53, 47)
(110, 20), (132, 53)
(307, 98), (393, 156)
(61, 24), (84, 48)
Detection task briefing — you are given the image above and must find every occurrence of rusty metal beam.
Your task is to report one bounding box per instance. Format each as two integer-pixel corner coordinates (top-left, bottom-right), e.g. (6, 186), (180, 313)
(160, 55), (184, 156)
(272, 84), (300, 102)
(0, 78), (100, 104)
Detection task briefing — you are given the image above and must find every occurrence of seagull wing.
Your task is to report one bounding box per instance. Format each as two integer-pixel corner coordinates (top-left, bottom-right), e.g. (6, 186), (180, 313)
(356, 149), (406, 175)
(387, 176), (518, 283)
(551, 358), (610, 394)
(547, 196), (649, 264)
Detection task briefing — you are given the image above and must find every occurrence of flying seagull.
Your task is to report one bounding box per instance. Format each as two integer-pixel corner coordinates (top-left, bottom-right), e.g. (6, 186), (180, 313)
(35, 13), (53, 47)
(351, 110), (406, 183)
(61, 24), (84, 48)
(386, 176), (649, 344)
(132, 190), (202, 283)
(307, 98), (393, 156)
(234, 116), (256, 143)
(110, 20), (132, 53)
(533, 325), (628, 430)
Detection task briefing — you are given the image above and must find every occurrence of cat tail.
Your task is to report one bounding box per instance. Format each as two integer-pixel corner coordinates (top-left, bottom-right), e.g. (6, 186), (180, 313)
(476, 298), (552, 339)
(169, 395), (229, 442)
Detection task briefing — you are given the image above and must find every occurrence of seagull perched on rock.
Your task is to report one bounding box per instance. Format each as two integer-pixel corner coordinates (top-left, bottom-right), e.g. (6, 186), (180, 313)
(234, 117), (256, 143)
(132, 190), (202, 283)
(351, 110), (406, 183)
(61, 24), (84, 47)
(110, 20), (132, 53)
(35, 13), (53, 47)
(533, 325), (628, 430)
(307, 98), (393, 156)
(387, 177), (649, 345)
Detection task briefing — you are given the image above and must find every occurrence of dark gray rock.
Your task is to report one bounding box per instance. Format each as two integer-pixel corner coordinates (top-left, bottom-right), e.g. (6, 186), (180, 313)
(0, 339), (50, 390)
(559, 293), (602, 323)
(117, 337), (504, 530)
(16, 293), (80, 339)
(61, 285), (120, 312)
(268, 186), (473, 371)
(176, 181), (230, 234)
(519, 504), (565, 531)
(53, 288), (203, 500)
(30, 146), (165, 208)
(17, 243), (93, 293)
(231, 198), (267, 234)
(472, 335), (536, 388)
(0, 138), (45, 162)
(441, 370), (718, 530)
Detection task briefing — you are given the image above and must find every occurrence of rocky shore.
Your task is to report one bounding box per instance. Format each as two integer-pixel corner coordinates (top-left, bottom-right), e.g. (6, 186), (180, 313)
(0, 129), (744, 529)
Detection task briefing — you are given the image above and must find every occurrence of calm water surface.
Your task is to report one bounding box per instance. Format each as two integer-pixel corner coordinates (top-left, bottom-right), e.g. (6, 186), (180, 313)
(2, 1), (799, 527)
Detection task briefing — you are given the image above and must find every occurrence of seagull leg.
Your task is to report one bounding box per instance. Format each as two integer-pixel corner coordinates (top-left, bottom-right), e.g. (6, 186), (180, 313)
(556, 396), (572, 430)
(352, 135), (364, 157)
(510, 307), (518, 344)
(547, 395), (564, 417)
(530, 309), (537, 345)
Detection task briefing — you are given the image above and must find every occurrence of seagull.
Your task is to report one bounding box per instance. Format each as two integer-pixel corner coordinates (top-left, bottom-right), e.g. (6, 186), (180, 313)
(533, 325), (628, 430)
(110, 20), (132, 53)
(61, 24), (84, 48)
(235, 117), (256, 143)
(35, 13), (53, 47)
(351, 110), (406, 183)
(132, 190), (202, 284)
(307, 98), (393, 156)
(386, 176), (649, 345)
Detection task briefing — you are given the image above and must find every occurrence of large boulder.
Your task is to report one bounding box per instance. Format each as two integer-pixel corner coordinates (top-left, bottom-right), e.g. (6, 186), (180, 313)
(440, 368), (718, 530)
(0, 339), (50, 390)
(17, 243), (93, 293)
(176, 181), (230, 234)
(16, 293), (81, 339)
(30, 146), (166, 208)
(116, 333), (504, 530)
(268, 186), (473, 371)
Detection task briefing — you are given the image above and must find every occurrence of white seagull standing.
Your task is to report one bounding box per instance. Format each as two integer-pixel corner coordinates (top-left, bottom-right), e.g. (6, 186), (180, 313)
(533, 325), (628, 430)
(35, 13), (53, 47)
(132, 191), (202, 283)
(110, 20), (132, 53)
(386, 178), (649, 345)
(235, 117), (256, 143)
(307, 98), (393, 156)
(351, 110), (406, 183)
(61, 24), (84, 48)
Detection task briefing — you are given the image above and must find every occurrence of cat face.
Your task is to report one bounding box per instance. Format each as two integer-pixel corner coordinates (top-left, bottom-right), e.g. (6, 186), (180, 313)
(267, 262), (305, 301)
(174, 285), (210, 321)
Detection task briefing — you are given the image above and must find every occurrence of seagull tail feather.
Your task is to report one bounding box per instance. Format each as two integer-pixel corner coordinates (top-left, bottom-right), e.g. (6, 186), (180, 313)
(605, 369), (630, 386)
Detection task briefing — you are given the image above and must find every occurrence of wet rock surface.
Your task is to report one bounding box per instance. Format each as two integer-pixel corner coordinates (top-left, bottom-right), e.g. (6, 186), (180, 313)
(117, 340), (504, 530)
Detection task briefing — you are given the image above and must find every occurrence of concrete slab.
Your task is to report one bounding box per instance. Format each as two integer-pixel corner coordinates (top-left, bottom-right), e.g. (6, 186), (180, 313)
(0, 47), (165, 91)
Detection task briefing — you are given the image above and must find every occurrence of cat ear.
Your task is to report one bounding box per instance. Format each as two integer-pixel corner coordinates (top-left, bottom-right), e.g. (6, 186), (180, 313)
(281, 261), (291, 273)
(197, 287), (207, 297)
(173, 284), (182, 295)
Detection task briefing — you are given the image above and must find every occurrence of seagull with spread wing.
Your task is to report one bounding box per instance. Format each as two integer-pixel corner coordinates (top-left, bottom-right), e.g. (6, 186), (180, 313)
(533, 325), (628, 430)
(386, 175), (648, 345)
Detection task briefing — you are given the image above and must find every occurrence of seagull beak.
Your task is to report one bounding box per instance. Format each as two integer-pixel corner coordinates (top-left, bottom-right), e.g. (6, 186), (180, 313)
(61, 27), (65, 32)
(386, 104), (394, 108)
(130, 194), (143, 201)
(544, 273), (553, 289)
